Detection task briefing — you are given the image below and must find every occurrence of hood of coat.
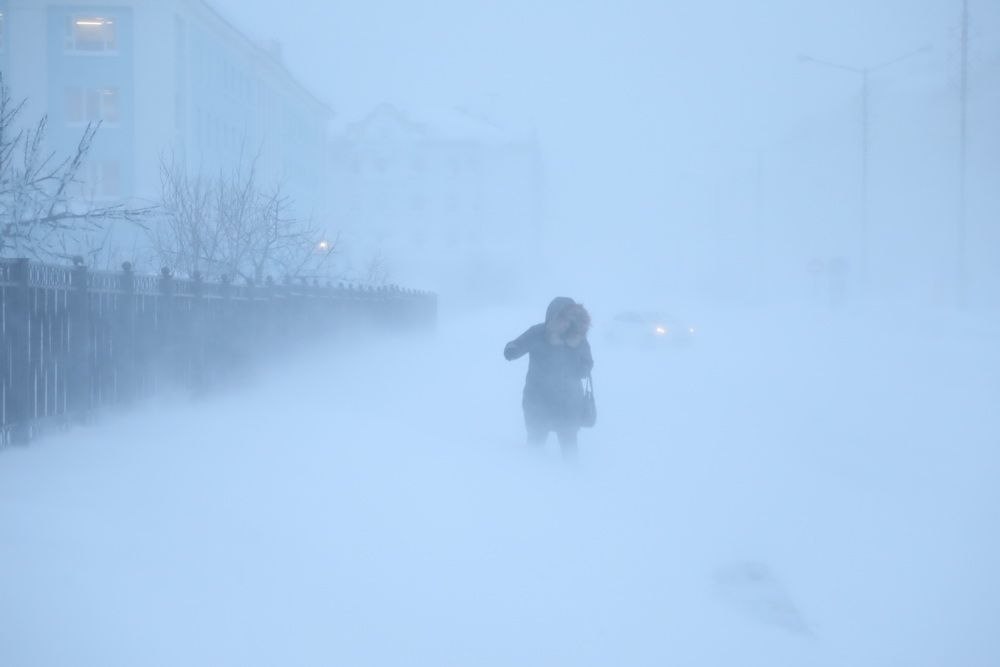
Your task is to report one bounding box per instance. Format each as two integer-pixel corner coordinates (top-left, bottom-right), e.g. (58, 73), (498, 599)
(545, 298), (591, 341)
(564, 303), (591, 337)
(545, 297), (576, 325)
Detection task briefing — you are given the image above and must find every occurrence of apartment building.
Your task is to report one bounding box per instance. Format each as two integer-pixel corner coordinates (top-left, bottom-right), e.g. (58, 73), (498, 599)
(0, 0), (332, 220)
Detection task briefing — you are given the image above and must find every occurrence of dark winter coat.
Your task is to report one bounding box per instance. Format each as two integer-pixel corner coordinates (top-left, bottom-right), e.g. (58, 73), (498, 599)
(504, 297), (594, 432)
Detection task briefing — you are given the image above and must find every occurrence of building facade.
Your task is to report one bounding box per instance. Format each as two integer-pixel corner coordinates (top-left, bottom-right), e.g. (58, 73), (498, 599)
(330, 103), (544, 291)
(0, 0), (331, 221)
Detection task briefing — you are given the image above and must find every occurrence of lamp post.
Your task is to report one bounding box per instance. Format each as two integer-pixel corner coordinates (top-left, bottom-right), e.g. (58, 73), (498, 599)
(958, 0), (969, 307)
(798, 44), (931, 288)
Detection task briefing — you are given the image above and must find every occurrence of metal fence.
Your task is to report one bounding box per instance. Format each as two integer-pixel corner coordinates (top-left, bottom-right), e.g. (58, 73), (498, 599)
(0, 258), (436, 445)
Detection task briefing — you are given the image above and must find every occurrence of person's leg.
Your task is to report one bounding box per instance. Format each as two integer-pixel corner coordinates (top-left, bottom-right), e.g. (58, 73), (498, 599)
(556, 428), (578, 459)
(524, 409), (548, 447)
(526, 425), (548, 447)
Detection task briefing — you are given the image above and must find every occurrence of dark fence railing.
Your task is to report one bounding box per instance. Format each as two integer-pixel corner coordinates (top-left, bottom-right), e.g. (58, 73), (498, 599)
(0, 258), (436, 445)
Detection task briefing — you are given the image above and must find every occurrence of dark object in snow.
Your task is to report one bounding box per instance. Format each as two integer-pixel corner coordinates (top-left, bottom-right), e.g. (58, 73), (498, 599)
(504, 297), (594, 456)
(713, 561), (812, 636)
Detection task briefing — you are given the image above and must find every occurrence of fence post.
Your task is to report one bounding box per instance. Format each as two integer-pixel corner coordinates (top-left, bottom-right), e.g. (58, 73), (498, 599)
(115, 262), (137, 404)
(6, 259), (31, 443)
(67, 258), (91, 421)
(157, 267), (175, 390)
(263, 275), (276, 345)
(190, 272), (205, 391)
(218, 274), (234, 378)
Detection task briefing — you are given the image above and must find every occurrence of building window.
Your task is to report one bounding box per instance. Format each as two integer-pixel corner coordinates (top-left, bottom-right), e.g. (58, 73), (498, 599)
(65, 88), (120, 124)
(66, 16), (117, 53)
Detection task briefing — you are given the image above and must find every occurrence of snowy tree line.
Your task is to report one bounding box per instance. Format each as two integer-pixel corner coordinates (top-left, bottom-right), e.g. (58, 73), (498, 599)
(0, 74), (152, 264)
(0, 76), (362, 285)
(0, 77), (434, 445)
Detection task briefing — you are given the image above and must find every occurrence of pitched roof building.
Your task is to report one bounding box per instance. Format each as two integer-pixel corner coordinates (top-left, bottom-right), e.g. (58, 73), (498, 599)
(330, 103), (544, 290)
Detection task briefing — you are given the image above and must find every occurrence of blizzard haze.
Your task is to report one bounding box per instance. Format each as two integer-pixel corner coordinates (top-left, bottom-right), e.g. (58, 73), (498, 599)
(214, 0), (1000, 304)
(2, 1), (1000, 666)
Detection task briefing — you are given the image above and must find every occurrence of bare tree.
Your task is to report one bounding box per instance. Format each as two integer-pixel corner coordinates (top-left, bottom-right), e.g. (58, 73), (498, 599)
(245, 181), (339, 283)
(0, 74), (152, 262)
(154, 146), (337, 283)
(156, 152), (219, 276)
(362, 248), (392, 286)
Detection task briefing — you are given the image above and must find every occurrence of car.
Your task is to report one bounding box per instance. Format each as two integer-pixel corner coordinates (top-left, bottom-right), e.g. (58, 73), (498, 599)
(604, 310), (697, 347)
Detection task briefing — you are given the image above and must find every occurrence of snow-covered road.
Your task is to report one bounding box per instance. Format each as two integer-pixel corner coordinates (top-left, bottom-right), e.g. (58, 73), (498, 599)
(1, 304), (998, 666)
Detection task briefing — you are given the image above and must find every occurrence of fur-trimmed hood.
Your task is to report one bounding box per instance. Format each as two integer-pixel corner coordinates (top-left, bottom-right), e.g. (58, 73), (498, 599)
(544, 297), (591, 337)
(545, 297), (576, 325)
(564, 303), (591, 337)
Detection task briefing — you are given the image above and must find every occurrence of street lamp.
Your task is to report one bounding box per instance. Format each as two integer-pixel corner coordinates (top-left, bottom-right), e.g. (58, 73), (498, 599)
(958, 0), (970, 307)
(798, 44), (931, 288)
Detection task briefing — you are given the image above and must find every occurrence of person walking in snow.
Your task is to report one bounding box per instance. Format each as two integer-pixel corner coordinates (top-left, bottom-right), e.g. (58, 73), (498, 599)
(504, 297), (594, 457)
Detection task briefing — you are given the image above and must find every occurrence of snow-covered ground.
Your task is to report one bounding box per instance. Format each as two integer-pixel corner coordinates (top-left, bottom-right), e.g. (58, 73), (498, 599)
(1, 302), (998, 666)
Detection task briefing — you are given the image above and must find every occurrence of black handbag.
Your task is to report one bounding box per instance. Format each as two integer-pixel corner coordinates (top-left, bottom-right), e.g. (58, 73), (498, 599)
(581, 374), (597, 428)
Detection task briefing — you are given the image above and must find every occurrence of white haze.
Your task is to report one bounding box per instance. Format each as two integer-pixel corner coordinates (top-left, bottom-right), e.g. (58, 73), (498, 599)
(2, 304), (999, 665)
(2, 1), (1000, 665)
(213, 0), (1000, 305)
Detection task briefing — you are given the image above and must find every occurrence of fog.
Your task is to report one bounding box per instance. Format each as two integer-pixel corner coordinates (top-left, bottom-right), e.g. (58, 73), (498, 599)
(214, 0), (1000, 305)
(2, 1), (1000, 665)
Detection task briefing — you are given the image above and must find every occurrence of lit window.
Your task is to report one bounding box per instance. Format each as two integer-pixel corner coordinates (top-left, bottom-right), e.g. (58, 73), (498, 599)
(65, 87), (120, 124)
(66, 16), (117, 52)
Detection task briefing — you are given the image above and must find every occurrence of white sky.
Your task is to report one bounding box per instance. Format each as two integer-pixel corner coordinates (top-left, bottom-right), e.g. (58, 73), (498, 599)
(210, 0), (996, 208)
(209, 0), (1000, 301)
